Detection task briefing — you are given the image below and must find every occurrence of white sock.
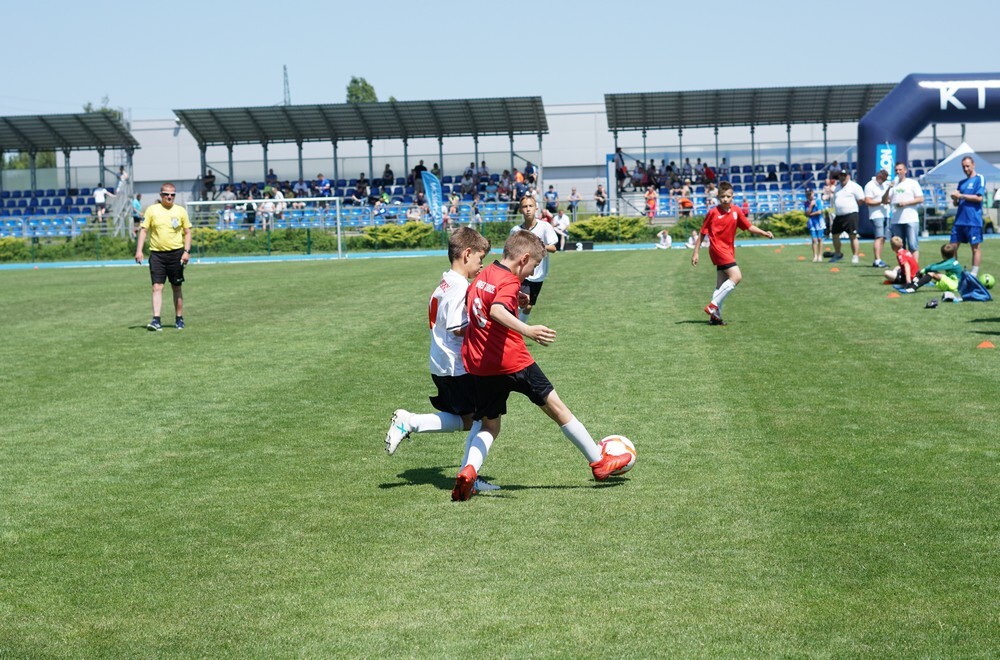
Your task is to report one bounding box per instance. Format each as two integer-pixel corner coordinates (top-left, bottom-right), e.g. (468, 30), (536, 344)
(462, 429), (495, 473)
(711, 279), (737, 309)
(972, 266), (980, 277)
(409, 412), (463, 434)
(561, 416), (601, 463)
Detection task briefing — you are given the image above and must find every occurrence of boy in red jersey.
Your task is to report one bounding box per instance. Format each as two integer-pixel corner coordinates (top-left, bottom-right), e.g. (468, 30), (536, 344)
(691, 182), (773, 325)
(452, 231), (631, 501)
(883, 236), (919, 286)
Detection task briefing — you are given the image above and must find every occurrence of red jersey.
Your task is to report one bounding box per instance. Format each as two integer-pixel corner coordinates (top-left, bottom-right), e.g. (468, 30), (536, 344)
(896, 248), (919, 282)
(700, 204), (751, 266)
(462, 261), (535, 376)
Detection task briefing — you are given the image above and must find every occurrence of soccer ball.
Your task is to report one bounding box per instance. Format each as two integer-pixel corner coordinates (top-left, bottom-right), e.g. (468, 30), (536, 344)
(598, 435), (636, 475)
(980, 273), (995, 289)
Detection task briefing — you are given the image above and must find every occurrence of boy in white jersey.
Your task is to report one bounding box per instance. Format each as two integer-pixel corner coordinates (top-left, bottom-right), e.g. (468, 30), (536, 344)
(384, 228), (500, 490)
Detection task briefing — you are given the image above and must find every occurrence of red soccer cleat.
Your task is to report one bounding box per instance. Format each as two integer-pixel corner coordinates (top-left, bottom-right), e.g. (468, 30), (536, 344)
(451, 465), (478, 501)
(704, 302), (719, 317)
(590, 452), (633, 481)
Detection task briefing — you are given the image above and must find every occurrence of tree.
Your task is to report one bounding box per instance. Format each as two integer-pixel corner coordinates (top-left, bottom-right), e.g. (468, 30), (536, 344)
(83, 95), (124, 123)
(346, 77), (378, 104)
(4, 151), (57, 170)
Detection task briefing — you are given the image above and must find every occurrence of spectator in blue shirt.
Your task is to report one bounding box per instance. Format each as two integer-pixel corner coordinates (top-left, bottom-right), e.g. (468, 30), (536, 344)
(950, 156), (986, 277)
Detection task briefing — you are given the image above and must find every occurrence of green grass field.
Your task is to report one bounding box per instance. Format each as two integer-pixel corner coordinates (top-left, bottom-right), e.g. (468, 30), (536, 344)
(1, 241), (998, 656)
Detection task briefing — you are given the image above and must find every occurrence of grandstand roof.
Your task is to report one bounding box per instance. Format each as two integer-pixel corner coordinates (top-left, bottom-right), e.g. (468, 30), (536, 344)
(605, 83), (896, 132)
(0, 112), (139, 152)
(174, 97), (549, 147)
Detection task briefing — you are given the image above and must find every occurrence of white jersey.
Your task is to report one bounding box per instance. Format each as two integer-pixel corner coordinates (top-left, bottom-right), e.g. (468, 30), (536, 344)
(863, 178), (891, 219)
(428, 269), (469, 377)
(890, 178), (923, 225)
(833, 180), (865, 215)
(510, 220), (558, 282)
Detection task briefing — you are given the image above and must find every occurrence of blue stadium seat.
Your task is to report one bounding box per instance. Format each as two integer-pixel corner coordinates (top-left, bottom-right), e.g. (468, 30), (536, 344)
(923, 159), (936, 168)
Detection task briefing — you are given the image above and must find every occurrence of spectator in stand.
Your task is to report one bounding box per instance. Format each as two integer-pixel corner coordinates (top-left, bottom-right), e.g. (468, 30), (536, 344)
(357, 172), (369, 192)
(448, 190), (460, 216)
(703, 163), (716, 184)
(219, 184), (237, 203)
(524, 161), (537, 185)
(477, 161), (490, 188)
(631, 161), (645, 191)
(567, 187), (581, 221)
(766, 170), (778, 183)
(93, 183), (114, 223)
(500, 169), (512, 190)
(644, 186), (658, 221)
(460, 170), (475, 196)
(293, 178), (310, 197)
(117, 166), (129, 193)
(406, 205), (423, 222)
(258, 191), (275, 231)
(431, 162), (441, 179)
(265, 168), (278, 185)
(594, 184), (607, 216)
(513, 178), (528, 205)
(413, 160), (428, 194)
(705, 181), (719, 207)
(497, 179), (511, 203)
(543, 185), (559, 214)
(485, 178), (498, 202)
(273, 186), (286, 219)
(237, 180), (249, 198)
(694, 158), (706, 184)
(355, 177), (370, 204)
(826, 160), (842, 179)
(717, 158), (729, 182)
(648, 159), (660, 188)
(316, 173), (331, 197)
(382, 164), (394, 189)
(889, 161), (925, 262)
(741, 198), (750, 219)
(464, 161), (476, 184)
(200, 170), (215, 200)
(681, 158), (693, 182)
(864, 169), (892, 268)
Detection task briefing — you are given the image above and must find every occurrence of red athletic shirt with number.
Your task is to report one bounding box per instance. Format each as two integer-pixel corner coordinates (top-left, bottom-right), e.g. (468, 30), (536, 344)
(462, 261), (535, 376)
(700, 204), (751, 265)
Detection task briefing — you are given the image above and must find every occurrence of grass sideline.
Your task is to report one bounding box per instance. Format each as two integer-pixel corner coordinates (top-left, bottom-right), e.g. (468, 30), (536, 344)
(0, 241), (997, 656)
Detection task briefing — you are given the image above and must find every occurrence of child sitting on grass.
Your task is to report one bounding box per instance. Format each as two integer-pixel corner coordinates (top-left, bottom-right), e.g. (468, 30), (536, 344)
(899, 243), (963, 294)
(885, 236), (920, 286)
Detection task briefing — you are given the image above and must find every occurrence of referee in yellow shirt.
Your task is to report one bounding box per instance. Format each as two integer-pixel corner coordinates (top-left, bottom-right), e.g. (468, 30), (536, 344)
(135, 183), (192, 331)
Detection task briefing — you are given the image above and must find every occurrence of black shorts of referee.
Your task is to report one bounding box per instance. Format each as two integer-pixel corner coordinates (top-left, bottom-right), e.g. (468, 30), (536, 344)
(149, 248), (186, 285)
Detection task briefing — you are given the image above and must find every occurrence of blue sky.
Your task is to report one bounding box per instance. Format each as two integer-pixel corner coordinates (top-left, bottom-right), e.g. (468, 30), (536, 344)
(5, 0), (999, 120)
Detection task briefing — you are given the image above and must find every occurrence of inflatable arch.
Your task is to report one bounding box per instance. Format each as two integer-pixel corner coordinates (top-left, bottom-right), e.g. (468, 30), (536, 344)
(857, 73), (1000, 232)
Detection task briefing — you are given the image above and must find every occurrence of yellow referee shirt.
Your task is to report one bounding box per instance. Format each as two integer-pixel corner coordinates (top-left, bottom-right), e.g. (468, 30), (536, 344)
(141, 203), (191, 252)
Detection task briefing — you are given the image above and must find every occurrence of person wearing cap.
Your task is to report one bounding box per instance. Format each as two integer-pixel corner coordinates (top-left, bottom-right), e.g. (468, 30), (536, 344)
(829, 168), (866, 264)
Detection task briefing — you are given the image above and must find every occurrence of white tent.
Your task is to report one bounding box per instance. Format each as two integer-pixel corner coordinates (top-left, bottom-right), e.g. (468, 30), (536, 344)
(920, 142), (1000, 185)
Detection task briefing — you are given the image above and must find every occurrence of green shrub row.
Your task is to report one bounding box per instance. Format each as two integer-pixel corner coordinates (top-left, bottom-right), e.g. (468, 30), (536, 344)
(0, 213), (816, 263)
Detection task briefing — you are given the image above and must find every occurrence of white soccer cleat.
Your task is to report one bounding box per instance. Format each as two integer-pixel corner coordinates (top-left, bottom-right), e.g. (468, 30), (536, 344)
(473, 477), (501, 492)
(384, 409), (412, 455)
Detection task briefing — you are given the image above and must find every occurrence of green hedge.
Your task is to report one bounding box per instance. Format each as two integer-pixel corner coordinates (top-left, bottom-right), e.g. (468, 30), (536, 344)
(567, 216), (658, 242)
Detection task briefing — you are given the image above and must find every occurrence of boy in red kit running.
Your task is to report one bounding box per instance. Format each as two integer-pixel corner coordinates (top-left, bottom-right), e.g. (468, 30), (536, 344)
(452, 231), (631, 501)
(691, 181), (773, 325)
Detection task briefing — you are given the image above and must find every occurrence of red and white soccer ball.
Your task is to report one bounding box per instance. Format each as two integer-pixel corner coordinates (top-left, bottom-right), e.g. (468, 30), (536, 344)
(598, 435), (636, 475)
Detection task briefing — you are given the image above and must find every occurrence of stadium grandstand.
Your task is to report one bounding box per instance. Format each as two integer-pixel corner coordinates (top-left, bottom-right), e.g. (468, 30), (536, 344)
(0, 113), (139, 238)
(2, 75), (999, 240)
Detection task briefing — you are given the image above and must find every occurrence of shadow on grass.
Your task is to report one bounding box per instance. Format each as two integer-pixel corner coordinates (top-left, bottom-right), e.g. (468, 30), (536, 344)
(969, 317), (1000, 323)
(379, 465), (627, 493)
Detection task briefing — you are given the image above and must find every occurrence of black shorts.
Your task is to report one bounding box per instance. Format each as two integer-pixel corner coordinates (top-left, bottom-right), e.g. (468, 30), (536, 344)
(716, 261), (737, 271)
(429, 374), (476, 416)
(520, 280), (544, 307)
(832, 212), (859, 237)
(149, 248), (185, 285)
(471, 363), (554, 421)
